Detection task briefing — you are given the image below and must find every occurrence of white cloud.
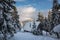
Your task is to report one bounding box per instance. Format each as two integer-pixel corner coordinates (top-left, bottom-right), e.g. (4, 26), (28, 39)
(17, 6), (36, 22)
(17, 6), (51, 22)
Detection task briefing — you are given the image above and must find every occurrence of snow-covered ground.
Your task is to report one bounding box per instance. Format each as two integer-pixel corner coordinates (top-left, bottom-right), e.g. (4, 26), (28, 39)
(8, 32), (59, 40)
(7, 24), (60, 40)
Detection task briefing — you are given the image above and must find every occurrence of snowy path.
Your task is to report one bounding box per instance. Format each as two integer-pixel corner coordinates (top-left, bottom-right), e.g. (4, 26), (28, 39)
(9, 32), (59, 40)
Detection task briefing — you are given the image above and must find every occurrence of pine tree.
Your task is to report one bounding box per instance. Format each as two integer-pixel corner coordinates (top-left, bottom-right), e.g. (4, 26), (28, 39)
(32, 20), (37, 35)
(37, 12), (44, 23)
(36, 12), (44, 35)
(32, 20), (36, 29)
(51, 0), (60, 27)
(0, 0), (20, 40)
(47, 10), (53, 31)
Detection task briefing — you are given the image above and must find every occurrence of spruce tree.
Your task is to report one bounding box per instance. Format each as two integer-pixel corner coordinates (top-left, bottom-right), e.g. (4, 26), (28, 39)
(0, 0), (20, 40)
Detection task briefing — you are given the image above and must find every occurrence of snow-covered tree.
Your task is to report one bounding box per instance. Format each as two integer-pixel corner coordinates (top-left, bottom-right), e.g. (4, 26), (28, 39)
(37, 12), (44, 23)
(51, 0), (60, 27)
(32, 20), (38, 35)
(0, 0), (20, 40)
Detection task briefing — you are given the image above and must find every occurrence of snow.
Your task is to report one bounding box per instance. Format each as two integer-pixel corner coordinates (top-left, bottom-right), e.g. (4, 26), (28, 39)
(23, 21), (40, 32)
(9, 32), (58, 40)
(24, 22), (32, 31)
(53, 24), (60, 32)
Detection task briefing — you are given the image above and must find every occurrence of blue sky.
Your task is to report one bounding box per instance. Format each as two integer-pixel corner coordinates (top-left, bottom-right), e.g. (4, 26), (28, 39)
(15, 0), (60, 22)
(16, 0), (52, 10)
(15, 0), (60, 10)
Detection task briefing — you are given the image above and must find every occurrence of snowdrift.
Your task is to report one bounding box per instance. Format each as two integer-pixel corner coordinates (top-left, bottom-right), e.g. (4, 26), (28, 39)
(53, 24), (60, 33)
